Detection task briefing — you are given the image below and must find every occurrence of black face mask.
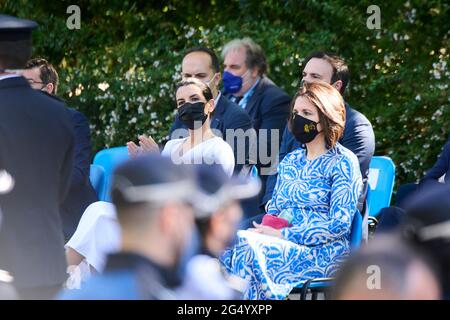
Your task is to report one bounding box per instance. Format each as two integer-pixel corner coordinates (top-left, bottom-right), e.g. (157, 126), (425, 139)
(290, 113), (321, 144)
(177, 102), (208, 130)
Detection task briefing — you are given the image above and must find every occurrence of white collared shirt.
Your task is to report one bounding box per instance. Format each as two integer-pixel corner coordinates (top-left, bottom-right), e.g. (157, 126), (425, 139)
(214, 91), (222, 107)
(0, 74), (21, 81)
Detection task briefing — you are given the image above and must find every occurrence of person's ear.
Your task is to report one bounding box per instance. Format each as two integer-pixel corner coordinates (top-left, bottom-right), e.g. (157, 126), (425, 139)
(332, 80), (343, 93)
(251, 67), (259, 78)
(44, 83), (54, 95)
(214, 73), (221, 87)
(316, 122), (322, 132)
(209, 210), (225, 238)
(206, 99), (215, 114)
(158, 203), (176, 233)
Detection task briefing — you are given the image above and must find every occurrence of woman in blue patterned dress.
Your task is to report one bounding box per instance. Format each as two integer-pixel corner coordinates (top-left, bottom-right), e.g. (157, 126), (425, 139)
(220, 82), (362, 299)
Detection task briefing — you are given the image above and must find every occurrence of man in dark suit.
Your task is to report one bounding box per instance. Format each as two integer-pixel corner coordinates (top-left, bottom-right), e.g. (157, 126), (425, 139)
(262, 52), (375, 212)
(221, 38), (291, 216)
(169, 46), (255, 173)
(0, 15), (74, 299)
(23, 58), (98, 240)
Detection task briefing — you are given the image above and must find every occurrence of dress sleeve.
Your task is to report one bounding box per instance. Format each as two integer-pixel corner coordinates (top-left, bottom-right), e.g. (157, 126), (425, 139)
(281, 155), (362, 246)
(216, 140), (235, 177)
(266, 162), (283, 215)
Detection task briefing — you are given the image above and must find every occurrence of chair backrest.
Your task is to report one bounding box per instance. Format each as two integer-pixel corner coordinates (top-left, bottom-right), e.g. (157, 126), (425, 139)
(366, 156), (396, 218)
(93, 146), (129, 201)
(350, 211), (362, 249)
(89, 164), (105, 199)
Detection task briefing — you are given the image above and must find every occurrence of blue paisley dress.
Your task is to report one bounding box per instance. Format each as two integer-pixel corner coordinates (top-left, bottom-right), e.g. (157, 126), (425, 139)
(220, 143), (362, 299)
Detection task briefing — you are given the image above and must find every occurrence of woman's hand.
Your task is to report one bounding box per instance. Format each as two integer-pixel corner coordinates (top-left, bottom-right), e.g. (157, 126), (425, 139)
(138, 135), (159, 153)
(126, 141), (143, 158)
(127, 135), (159, 158)
(248, 221), (283, 238)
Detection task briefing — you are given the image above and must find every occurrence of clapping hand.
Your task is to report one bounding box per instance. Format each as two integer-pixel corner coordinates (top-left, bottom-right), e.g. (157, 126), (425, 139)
(127, 135), (160, 158)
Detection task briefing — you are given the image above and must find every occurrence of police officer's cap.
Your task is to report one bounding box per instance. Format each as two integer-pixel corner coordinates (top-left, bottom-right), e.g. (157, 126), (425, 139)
(0, 14), (38, 42)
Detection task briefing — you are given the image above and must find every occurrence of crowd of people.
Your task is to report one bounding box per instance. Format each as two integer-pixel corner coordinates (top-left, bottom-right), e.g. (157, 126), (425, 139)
(0, 13), (449, 300)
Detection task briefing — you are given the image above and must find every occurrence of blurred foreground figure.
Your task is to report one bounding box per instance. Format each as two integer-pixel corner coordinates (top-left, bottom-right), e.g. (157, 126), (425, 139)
(59, 154), (208, 299)
(0, 173), (18, 299)
(0, 14), (74, 299)
(401, 184), (450, 298)
(332, 234), (441, 300)
(177, 164), (260, 299)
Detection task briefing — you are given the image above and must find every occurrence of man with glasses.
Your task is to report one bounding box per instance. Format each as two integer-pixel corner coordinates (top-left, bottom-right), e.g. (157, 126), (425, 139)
(23, 58), (98, 240)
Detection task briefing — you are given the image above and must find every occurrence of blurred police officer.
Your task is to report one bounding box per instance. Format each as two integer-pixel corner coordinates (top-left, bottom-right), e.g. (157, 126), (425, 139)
(177, 164), (260, 299)
(59, 154), (208, 299)
(401, 184), (450, 298)
(0, 14), (74, 299)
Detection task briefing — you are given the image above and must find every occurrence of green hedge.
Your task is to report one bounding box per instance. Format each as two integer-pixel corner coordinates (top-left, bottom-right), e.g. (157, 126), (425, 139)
(2, 0), (449, 188)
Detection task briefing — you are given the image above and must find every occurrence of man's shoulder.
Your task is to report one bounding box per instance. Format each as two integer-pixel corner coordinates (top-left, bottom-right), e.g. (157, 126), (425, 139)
(258, 77), (289, 98)
(345, 103), (372, 127)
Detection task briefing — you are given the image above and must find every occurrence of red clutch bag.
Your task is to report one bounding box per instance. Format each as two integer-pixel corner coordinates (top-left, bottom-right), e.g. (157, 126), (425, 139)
(261, 214), (291, 229)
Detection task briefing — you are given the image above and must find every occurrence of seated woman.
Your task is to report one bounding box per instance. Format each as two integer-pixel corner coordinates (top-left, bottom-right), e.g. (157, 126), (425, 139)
(64, 201), (120, 288)
(127, 78), (235, 176)
(220, 82), (362, 300)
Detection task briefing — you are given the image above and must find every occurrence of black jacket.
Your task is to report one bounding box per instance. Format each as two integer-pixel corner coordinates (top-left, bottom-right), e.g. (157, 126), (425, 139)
(60, 107), (98, 239)
(0, 76), (74, 289)
(420, 141), (450, 187)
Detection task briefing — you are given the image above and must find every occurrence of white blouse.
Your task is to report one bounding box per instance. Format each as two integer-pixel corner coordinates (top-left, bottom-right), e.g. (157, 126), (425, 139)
(161, 136), (235, 176)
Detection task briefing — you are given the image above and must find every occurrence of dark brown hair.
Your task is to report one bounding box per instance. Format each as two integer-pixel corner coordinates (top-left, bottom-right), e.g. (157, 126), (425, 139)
(25, 58), (59, 93)
(304, 51), (350, 94)
(288, 82), (346, 148)
(175, 77), (213, 102)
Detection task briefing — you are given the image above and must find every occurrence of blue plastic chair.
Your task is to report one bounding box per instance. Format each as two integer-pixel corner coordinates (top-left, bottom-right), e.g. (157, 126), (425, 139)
(93, 146), (130, 201)
(366, 156), (396, 219)
(89, 164), (105, 199)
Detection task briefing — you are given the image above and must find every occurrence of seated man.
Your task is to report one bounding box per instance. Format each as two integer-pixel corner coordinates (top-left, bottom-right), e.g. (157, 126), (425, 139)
(169, 46), (255, 174)
(262, 51), (375, 213)
(221, 38), (291, 216)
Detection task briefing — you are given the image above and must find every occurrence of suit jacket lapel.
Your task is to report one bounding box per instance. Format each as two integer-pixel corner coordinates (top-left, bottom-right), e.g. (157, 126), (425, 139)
(245, 78), (264, 115)
(211, 94), (226, 130)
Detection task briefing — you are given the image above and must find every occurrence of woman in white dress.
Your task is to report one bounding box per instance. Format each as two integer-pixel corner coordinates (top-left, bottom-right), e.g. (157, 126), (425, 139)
(64, 79), (235, 288)
(127, 78), (235, 176)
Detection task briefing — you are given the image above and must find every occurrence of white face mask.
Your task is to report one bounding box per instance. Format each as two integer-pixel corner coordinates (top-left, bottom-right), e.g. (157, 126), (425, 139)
(204, 73), (218, 89)
(240, 69), (251, 85)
